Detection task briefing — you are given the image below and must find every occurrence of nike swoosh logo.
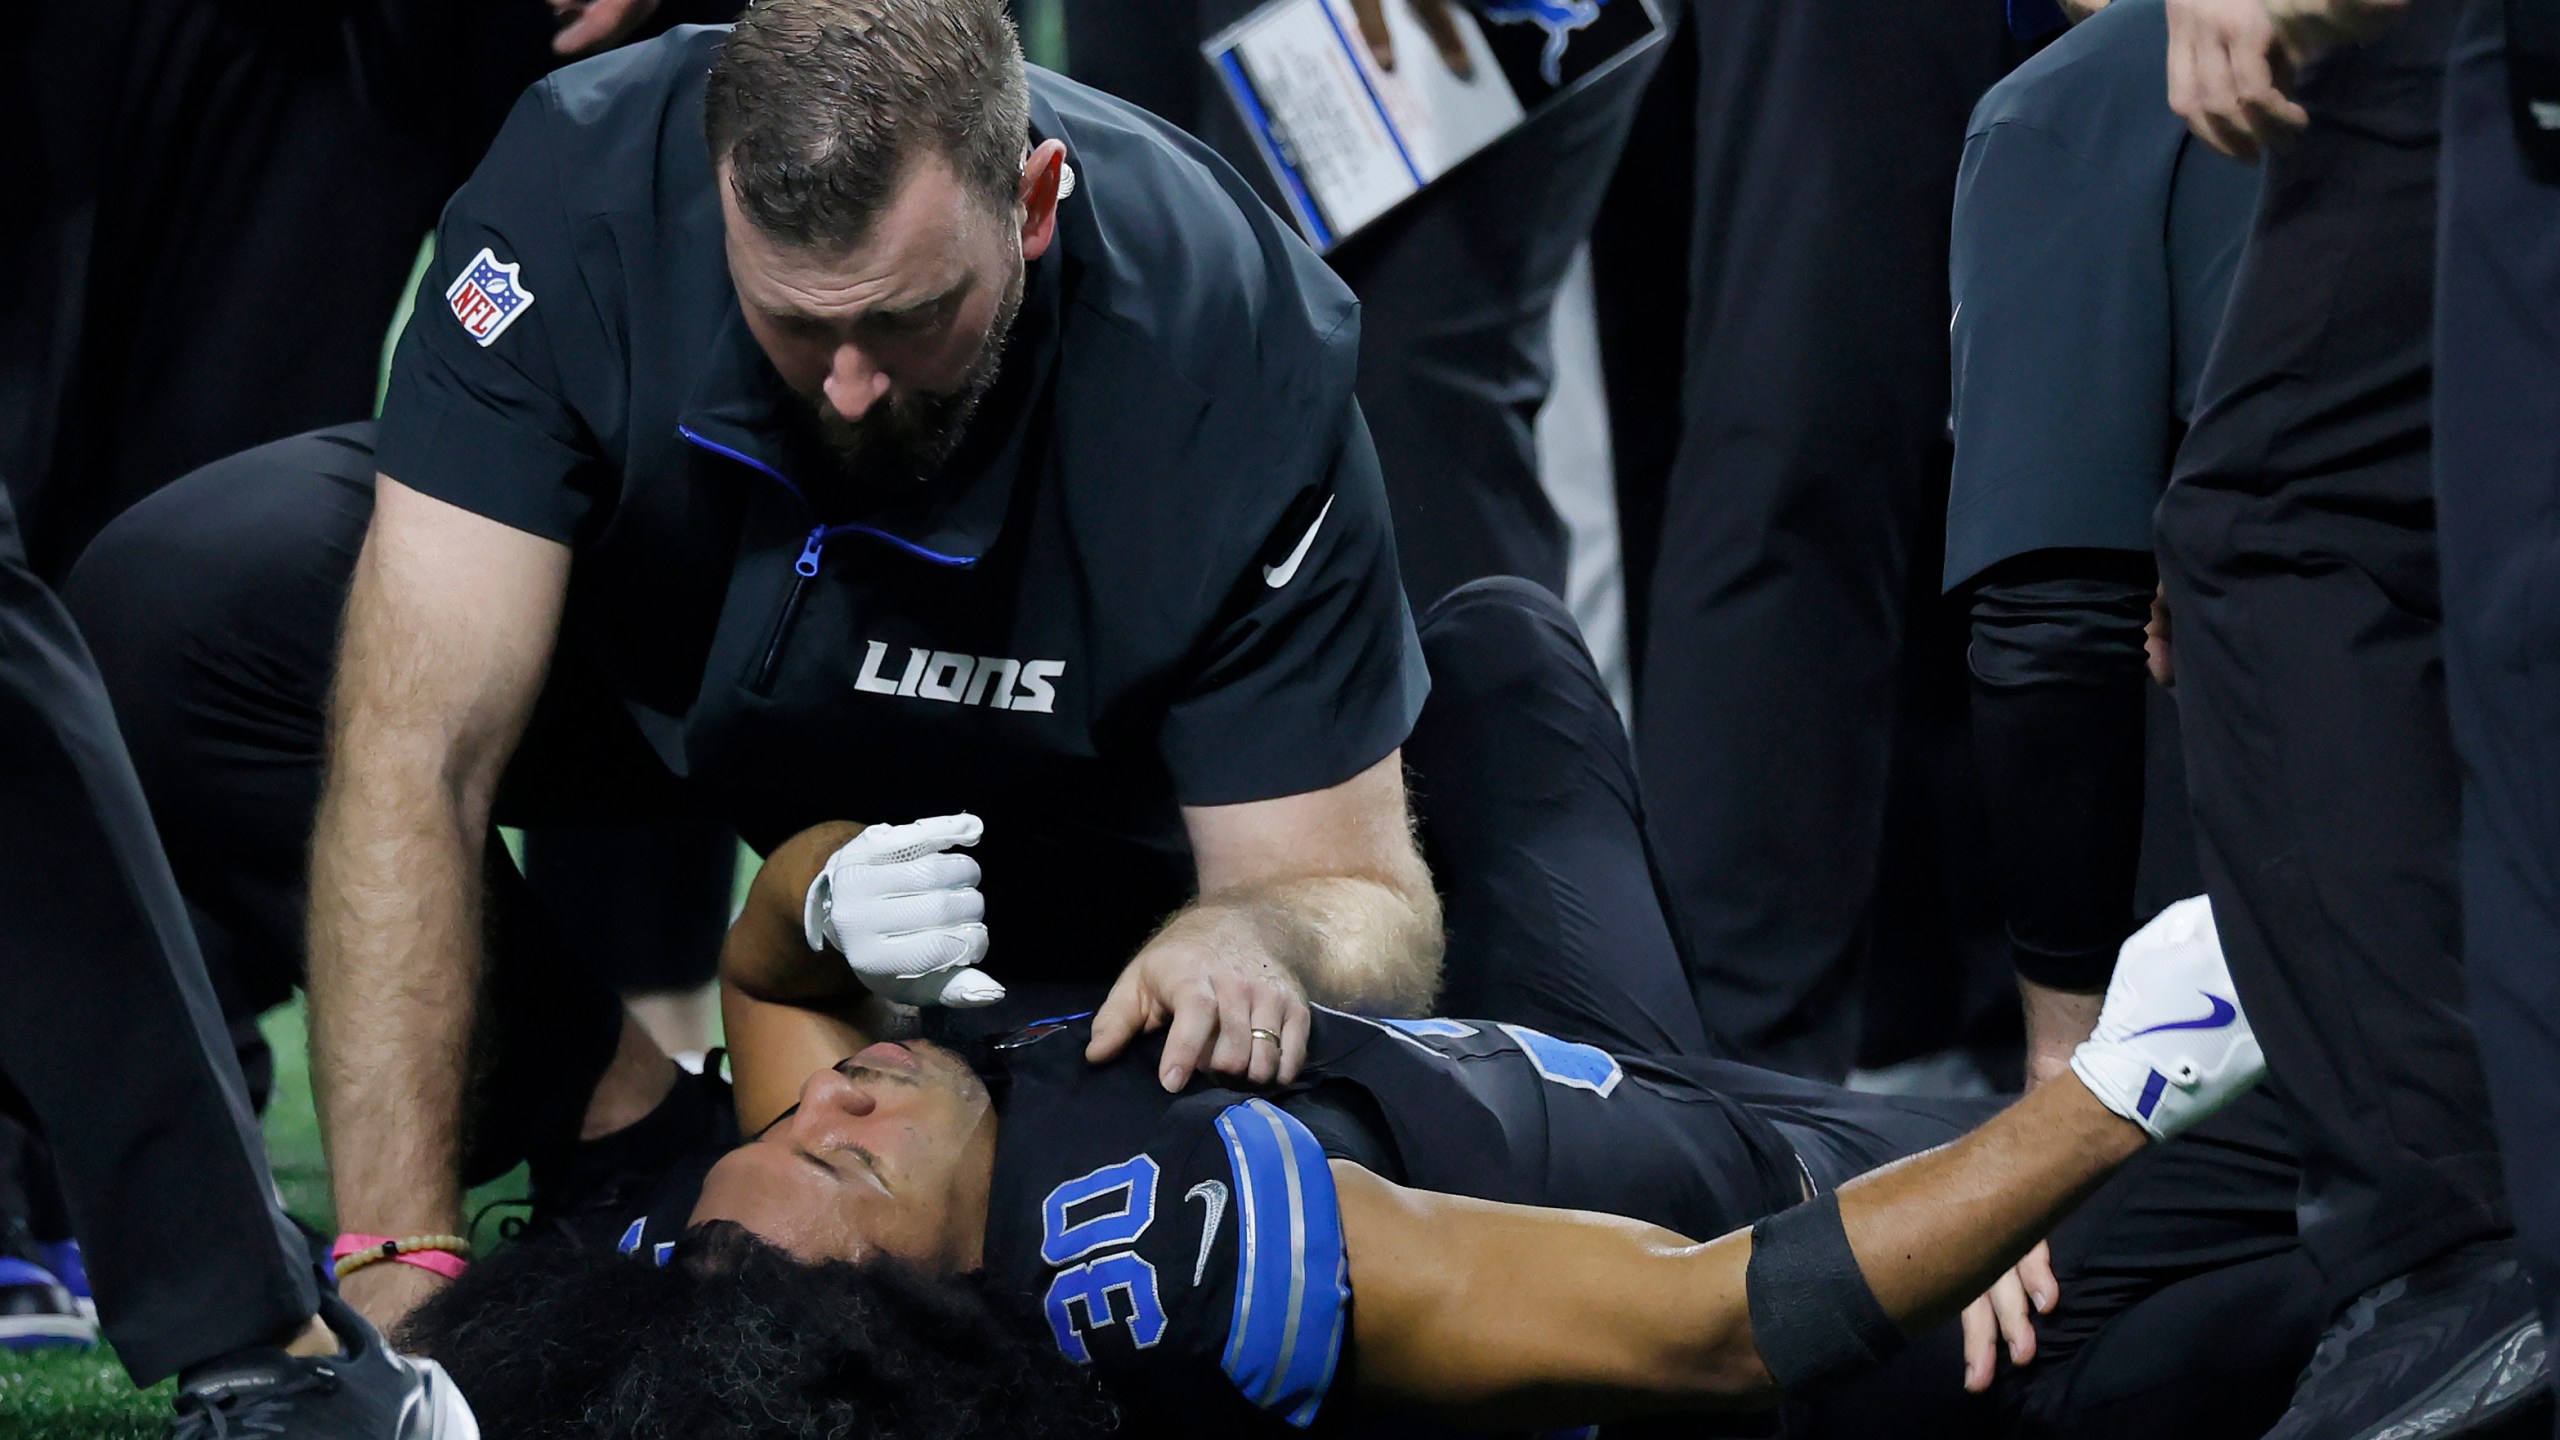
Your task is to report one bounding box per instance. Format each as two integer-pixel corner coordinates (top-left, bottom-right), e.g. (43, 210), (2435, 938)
(1262, 496), (1336, 589)
(2126, 992), (2238, 1040)
(1186, 1179), (1228, 1285)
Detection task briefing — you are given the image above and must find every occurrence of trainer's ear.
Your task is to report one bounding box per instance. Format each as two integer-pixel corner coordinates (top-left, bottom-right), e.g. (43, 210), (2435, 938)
(1018, 139), (1068, 262)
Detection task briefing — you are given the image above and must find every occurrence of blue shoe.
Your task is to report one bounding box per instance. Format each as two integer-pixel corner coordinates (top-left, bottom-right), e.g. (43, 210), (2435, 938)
(0, 1254), (98, 1351)
(38, 1239), (95, 1322)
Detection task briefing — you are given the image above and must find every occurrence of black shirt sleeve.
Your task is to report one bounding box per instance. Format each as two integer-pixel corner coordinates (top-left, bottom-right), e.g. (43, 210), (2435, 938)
(1944, 74), (2182, 589)
(1967, 550), (2156, 991)
(1157, 401), (1430, 808)
(375, 83), (613, 545)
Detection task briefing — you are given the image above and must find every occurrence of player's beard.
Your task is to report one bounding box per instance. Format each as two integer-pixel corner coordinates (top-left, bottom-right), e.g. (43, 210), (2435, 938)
(811, 260), (1025, 488)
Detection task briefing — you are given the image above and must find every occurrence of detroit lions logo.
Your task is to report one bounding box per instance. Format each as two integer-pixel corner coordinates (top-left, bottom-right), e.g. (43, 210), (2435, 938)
(1477, 0), (1605, 86)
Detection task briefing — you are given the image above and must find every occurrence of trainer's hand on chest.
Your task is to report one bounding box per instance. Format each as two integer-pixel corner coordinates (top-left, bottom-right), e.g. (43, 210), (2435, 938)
(1087, 917), (1312, 1091)
(804, 815), (1005, 1008)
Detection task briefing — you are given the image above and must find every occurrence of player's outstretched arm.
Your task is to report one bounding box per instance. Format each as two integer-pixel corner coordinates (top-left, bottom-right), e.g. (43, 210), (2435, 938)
(1338, 897), (2256, 1428)
(1333, 1072), (2140, 1425)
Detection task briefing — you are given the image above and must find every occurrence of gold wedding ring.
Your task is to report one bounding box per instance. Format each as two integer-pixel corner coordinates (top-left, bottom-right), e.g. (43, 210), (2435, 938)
(1249, 1027), (1282, 1046)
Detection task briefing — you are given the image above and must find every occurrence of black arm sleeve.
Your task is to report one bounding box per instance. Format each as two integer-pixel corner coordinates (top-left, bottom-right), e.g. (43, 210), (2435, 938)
(1967, 549), (2155, 992)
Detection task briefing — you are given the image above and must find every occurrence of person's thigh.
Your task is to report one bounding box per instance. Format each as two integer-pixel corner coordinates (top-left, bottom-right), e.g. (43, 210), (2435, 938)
(1636, 0), (2016, 1079)
(2153, 0), (2506, 1307)
(65, 423), (379, 1008)
(1407, 577), (1710, 1057)
(2434, 0), (2560, 1394)
(1322, 33), (1668, 611)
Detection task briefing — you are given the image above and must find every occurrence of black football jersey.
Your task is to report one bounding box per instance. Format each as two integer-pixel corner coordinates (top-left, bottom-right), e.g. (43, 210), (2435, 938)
(976, 1008), (1808, 1434)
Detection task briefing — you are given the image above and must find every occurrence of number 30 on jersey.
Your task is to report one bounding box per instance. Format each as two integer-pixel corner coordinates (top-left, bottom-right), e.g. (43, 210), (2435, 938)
(1039, 1154), (1169, 1362)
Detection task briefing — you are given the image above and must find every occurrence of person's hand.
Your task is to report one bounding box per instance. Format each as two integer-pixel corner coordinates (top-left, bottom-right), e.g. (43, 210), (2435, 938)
(2071, 895), (2264, 1140)
(1959, 1241), (2058, 1392)
(2167, 0), (2308, 160)
(2146, 585), (2174, 688)
(343, 1262), (452, 1340)
(2020, 978), (2106, 1090)
(2263, 0), (2409, 61)
(803, 814), (1003, 1008)
(1349, 0), (1475, 77)
(1087, 913), (1312, 1090)
(548, 0), (661, 58)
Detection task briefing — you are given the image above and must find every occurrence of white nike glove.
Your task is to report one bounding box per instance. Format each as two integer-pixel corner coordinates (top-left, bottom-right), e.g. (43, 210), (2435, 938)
(802, 814), (1003, 1008)
(2069, 895), (2264, 1141)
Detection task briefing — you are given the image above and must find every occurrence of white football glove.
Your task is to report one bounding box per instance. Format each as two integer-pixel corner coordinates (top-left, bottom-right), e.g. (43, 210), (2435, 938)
(2070, 895), (2264, 1141)
(802, 814), (1003, 1008)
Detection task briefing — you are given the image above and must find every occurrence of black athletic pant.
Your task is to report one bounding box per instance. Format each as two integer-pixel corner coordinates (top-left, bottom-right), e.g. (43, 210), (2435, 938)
(1406, 579), (2318, 1440)
(1061, 0), (1667, 610)
(2153, 0), (2509, 1314)
(2436, 0), (2560, 1406)
(63, 424), (646, 1187)
(1599, 0), (2023, 1078)
(0, 482), (314, 1385)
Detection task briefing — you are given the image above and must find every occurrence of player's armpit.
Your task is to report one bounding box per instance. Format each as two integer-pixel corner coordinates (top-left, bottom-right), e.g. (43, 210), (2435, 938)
(1332, 1161), (1776, 1428)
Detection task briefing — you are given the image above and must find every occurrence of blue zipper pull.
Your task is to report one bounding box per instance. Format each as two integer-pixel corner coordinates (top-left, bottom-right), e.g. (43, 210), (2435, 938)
(794, 526), (826, 578)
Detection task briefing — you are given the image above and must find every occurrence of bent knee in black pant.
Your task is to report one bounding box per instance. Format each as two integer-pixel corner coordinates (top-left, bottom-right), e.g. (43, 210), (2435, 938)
(62, 423), (380, 1007)
(1408, 577), (1709, 1056)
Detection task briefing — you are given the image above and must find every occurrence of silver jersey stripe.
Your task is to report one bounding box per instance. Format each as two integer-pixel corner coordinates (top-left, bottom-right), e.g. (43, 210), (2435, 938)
(1223, 1111), (1264, 1383)
(1259, 1102), (1313, 1405)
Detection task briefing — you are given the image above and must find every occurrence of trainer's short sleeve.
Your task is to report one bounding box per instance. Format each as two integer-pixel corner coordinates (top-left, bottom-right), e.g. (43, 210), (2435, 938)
(1035, 1097), (1353, 1430)
(1156, 403), (1429, 808)
(1945, 112), (2178, 591)
(375, 84), (613, 545)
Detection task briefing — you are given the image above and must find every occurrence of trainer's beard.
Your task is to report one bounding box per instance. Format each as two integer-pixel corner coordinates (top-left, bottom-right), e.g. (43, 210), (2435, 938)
(811, 262), (1024, 487)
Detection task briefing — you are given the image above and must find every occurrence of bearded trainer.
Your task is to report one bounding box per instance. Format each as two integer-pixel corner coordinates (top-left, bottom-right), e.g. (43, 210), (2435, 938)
(60, 0), (1439, 1336)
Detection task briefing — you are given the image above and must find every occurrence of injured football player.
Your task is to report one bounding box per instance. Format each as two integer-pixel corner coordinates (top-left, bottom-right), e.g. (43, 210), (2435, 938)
(400, 818), (2305, 1440)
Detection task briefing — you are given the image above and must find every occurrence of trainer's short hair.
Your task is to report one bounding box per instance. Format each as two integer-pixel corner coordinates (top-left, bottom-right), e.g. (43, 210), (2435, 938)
(705, 0), (1030, 252)
(398, 1222), (1120, 1440)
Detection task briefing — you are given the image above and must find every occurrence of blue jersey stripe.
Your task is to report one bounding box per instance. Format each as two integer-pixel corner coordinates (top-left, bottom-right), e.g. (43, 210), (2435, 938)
(1215, 1099), (1350, 1428)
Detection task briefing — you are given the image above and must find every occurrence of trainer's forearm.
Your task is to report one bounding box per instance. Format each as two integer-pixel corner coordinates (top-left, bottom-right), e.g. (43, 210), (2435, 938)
(1170, 873), (1442, 1016)
(305, 479), (568, 1265)
(305, 743), (489, 1240)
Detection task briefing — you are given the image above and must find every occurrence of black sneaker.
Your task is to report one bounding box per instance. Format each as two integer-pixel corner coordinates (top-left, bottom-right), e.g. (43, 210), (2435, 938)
(168, 1289), (477, 1440)
(522, 1063), (737, 1251)
(2263, 1242), (2548, 1440)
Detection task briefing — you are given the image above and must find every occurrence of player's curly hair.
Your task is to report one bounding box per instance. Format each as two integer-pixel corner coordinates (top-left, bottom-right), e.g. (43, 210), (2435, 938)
(397, 1221), (1123, 1440)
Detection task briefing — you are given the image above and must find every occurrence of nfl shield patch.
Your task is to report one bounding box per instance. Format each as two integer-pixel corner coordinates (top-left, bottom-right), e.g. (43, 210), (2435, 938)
(445, 247), (535, 348)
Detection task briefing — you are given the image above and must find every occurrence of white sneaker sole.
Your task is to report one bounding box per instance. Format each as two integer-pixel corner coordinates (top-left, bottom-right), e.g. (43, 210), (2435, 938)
(399, 1356), (483, 1440)
(0, 1314), (99, 1348)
